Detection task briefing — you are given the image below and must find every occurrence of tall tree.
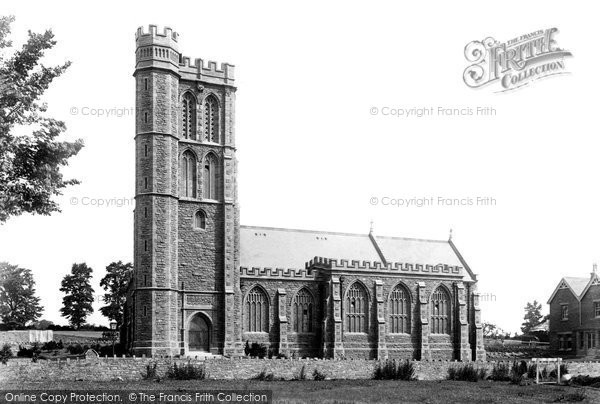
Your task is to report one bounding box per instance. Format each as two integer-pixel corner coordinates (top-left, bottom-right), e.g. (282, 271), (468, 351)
(521, 300), (543, 334)
(0, 262), (42, 327)
(60, 263), (94, 329)
(99, 261), (132, 327)
(0, 15), (83, 223)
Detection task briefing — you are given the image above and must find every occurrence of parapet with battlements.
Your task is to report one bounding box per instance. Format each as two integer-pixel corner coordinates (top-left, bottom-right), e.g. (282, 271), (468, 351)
(134, 25), (234, 85)
(240, 266), (317, 280)
(306, 257), (462, 276)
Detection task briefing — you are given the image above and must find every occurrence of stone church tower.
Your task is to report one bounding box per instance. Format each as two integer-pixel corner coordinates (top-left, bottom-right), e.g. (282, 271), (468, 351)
(125, 25), (485, 361)
(129, 25), (241, 356)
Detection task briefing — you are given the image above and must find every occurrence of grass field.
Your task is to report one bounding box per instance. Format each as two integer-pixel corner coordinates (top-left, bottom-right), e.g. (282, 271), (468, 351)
(3, 379), (598, 403)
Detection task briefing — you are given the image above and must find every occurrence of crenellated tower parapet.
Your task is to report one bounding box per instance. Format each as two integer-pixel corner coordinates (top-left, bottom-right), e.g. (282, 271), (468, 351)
(178, 57), (235, 85)
(135, 25), (180, 74)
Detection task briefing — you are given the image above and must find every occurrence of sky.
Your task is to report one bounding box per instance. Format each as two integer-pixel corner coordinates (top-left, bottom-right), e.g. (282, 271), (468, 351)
(0, 0), (598, 334)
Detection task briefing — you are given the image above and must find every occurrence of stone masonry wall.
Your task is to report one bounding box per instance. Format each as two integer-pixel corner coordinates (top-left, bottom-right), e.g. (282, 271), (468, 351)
(2, 357), (600, 382)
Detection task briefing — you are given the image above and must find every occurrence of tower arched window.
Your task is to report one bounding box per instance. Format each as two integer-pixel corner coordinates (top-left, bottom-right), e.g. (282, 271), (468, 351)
(293, 288), (314, 333)
(346, 282), (368, 333)
(194, 210), (206, 229)
(182, 92), (196, 140)
(203, 153), (217, 200)
(389, 284), (410, 334)
(431, 286), (451, 334)
(180, 151), (196, 198)
(203, 95), (219, 143)
(245, 286), (269, 333)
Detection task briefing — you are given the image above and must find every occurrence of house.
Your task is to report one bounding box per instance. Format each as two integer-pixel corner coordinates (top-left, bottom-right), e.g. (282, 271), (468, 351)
(547, 265), (600, 357)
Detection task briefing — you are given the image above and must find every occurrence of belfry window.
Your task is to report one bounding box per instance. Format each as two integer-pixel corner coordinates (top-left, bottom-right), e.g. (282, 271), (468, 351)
(182, 92), (197, 140)
(203, 95), (219, 143)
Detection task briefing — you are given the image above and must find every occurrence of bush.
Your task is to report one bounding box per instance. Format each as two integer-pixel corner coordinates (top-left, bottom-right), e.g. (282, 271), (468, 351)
(297, 365), (307, 380)
(41, 340), (63, 351)
(509, 360), (528, 384)
(244, 341), (268, 358)
(141, 362), (158, 380)
(447, 363), (486, 382)
(66, 344), (85, 355)
(571, 375), (600, 387)
(549, 364), (568, 379)
(373, 360), (416, 381)
(312, 368), (326, 381)
(166, 362), (206, 380)
(0, 344), (13, 364)
(17, 343), (41, 358)
(253, 368), (275, 381)
(490, 362), (510, 381)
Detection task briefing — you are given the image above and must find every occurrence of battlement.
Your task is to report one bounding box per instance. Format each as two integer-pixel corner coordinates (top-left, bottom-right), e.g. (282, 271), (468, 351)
(179, 57), (235, 81)
(136, 25), (179, 42)
(135, 25), (179, 51)
(240, 266), (316, 280)
(306, 257), (462, 275)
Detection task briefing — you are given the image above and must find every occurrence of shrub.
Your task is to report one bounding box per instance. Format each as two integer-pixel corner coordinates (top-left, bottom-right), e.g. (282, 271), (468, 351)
(297, 365), (307, 380)
(0, 344), (13, 364)
(253, 368), (274, 381)
(17, 343), (41, 358)
(166, 362), (206, 380)
(66, 344), (85, 355)
(507, 360), (528, 384)
(244, 342), (268, 358)
(397, 360), (417, 381)
(141, 362), (158, 380)
(41, 341), (62, 351)
(549, 364), (568, 379)
(571, 375), (600, 386)
(447, 363), (486, 382)
(312, 368), (326, 381)
(490, 362), (510, 381)
(373, 360), (416, 381)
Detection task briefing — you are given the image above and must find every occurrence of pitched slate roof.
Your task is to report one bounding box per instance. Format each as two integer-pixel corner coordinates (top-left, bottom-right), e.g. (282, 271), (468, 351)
(239, 225), (475, 280)
(563, 277), (590, 296)
(547, 275), (595, 303)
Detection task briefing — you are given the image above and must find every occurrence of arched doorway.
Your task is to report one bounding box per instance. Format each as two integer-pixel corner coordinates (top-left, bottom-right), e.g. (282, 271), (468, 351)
(188, 314), (210, 352)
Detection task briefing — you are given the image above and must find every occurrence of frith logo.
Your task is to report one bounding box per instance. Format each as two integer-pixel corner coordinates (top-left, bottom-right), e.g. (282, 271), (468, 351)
(463, 28), (572, 92)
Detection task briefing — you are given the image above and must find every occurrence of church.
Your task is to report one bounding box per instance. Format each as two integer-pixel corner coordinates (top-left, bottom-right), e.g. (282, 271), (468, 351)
(123, 25), (486, 361)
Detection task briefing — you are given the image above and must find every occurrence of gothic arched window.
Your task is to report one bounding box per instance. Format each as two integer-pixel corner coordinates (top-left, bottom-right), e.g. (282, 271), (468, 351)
(180, 150), (196, 198)
(182, 92), (196, 140)
(431, 286), (451, 334)
(245, 286), (269, 333)
(203, 95), (219, 143)
(293, 288), (314, 333)
(389, 284), (410, 334)
(194, 210), (206, 229)
(203, 153), (217, 200)
(346, 282), (368, 333)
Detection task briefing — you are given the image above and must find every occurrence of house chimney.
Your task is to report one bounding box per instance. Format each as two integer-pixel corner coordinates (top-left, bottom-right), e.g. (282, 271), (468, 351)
(592, 263), (597, 279)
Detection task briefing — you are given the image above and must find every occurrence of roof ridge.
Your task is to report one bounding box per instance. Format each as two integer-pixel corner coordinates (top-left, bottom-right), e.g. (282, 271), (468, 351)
(240, 224), (448, 243)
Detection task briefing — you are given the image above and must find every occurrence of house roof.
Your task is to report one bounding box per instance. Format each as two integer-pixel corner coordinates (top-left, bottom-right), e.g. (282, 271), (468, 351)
(547, 275), (597, 303)
(563, 277), (589, 296)
(239, 225), (475, 280)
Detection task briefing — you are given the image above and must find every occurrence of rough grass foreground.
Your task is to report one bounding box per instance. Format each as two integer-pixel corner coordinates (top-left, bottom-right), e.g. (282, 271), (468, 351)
(4, 379), (599, 404)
